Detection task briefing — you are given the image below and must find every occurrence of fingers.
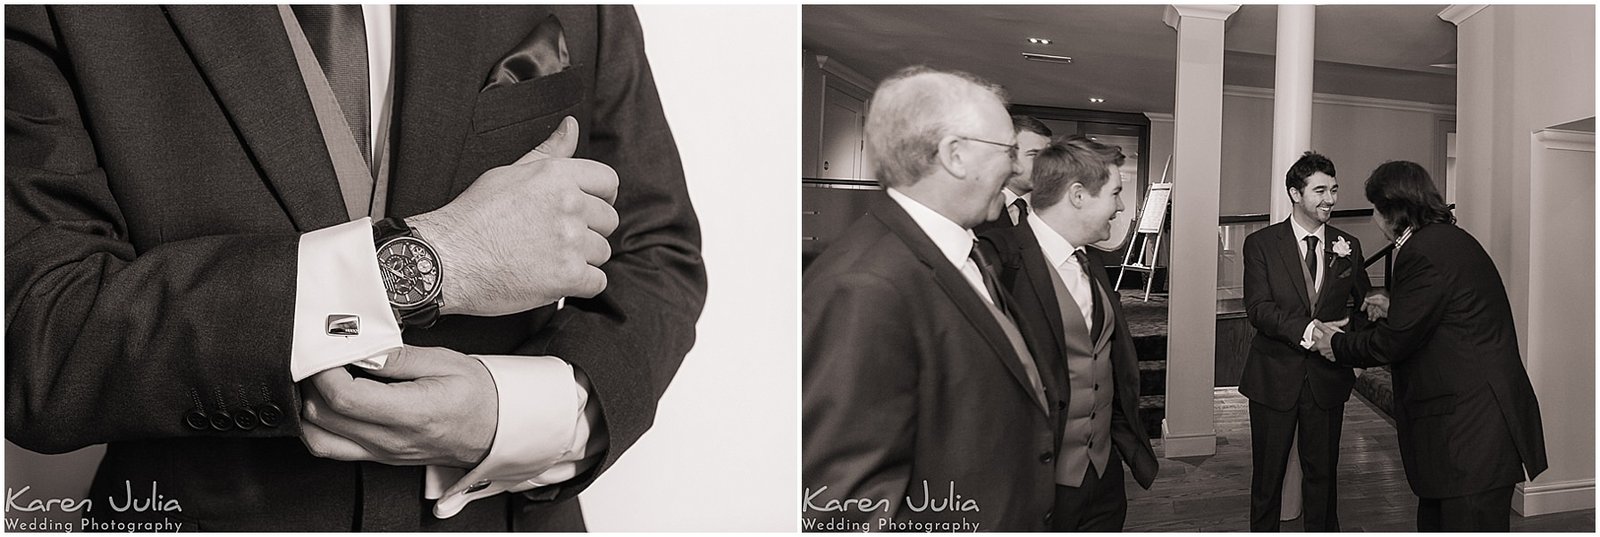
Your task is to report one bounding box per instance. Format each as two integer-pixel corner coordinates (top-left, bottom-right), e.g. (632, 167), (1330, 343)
(513, 116), (579, 164)
(568, 160), (619, 205)
(364, 346), (454, 381)
(569, 265), (608, 299)
(580, 231), (612, 268)
(1326, 317), (1350, 328)
(306, 366), (412, 424)
(300, 421), (378, 462)
(582, 195), (620, 238)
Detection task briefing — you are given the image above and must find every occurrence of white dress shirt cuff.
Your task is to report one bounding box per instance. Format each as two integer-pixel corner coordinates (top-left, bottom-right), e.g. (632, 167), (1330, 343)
(424, 355), (601, 518)
(1299, 322), (1316, 350)
(289, 218), (400, 382)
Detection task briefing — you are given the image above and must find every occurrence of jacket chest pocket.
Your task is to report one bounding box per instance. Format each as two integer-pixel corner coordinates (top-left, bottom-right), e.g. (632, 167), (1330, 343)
(470, 68), (585, 134)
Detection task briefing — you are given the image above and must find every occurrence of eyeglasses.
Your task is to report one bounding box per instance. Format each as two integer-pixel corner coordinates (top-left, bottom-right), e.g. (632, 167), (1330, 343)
(956, 136), (1019, 161)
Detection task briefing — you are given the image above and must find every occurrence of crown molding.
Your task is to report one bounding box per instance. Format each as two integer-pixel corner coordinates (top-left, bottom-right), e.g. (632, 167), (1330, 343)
(1533, 129), (1595, 152)
(1438, 5), (1489, 26)
(1145, 112), (1176, 122)
(1164, 5), (1240, 29)
(1223, 85), (1457, 116)
(814, 55), (875, 94)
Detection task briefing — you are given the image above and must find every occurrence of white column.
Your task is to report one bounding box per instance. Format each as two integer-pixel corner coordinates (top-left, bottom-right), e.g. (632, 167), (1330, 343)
(1268, 5), (1315, 222)
(1269, 5), (1316, 522)
(1160, 4), (1238, 458)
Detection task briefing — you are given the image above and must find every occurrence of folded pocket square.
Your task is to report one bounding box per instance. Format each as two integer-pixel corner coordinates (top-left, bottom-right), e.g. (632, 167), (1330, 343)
(482, 14), (569, 91)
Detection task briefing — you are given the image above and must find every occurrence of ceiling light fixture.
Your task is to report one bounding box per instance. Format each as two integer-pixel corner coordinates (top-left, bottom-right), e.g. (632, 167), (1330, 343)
(1028, 37), (1053, 45)
(1089, 97), (1105, 103)
(1021, 52), (1072, 64)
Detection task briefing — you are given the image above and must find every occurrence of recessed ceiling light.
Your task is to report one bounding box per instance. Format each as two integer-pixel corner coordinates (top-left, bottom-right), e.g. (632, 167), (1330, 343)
(1028, 37), (1053, 45)
(1022, 53), (1072, 64)
(1089, 97), (1106, 103)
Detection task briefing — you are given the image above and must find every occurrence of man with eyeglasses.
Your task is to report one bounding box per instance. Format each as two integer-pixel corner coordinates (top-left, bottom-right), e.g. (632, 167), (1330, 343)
(804, 65), (1062, 532)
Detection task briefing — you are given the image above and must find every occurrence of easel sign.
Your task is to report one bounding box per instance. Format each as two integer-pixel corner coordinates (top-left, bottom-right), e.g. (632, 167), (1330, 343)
(1115, 157), (1172, 301)
(1136, 183), (1172, 233)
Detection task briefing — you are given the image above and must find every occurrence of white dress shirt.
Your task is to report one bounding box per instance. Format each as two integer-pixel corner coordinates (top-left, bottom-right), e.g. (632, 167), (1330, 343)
(1028, 212), (1095, 331)
(1001, 188), (1030, 226)
(886, 188), (992, 305)
(285, 6), (596, 518)
(1290, 216), (1327, 350)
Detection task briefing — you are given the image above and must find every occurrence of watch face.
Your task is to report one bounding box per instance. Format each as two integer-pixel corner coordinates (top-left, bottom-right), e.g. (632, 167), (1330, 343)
(377, 237), (442, 308)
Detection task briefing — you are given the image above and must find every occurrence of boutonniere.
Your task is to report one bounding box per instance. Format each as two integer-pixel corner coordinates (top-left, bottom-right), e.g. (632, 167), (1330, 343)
(1329, 236), (1353, 264)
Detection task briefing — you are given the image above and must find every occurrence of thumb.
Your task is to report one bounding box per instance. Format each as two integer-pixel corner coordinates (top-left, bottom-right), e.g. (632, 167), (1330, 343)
(514, 116), (579, 165)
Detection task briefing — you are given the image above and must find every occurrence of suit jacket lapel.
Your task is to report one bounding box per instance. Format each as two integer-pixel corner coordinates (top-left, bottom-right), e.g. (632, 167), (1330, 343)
(386, 7), (483, 218)
(1016, 222), (1070, 360)
(167, 5), (347, 231)
(1275, 222), (1314, 313)
(872, 200), (1045, 415)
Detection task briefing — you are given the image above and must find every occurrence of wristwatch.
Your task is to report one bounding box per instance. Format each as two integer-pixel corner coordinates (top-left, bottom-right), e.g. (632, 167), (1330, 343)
(373, 217), (443, 330)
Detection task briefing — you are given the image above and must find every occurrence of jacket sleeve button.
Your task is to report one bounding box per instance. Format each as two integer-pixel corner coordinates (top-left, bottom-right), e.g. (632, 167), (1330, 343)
(184, 410), (209, 431)
(258, 403), (284, 427)
(234, 408), (259, 430)
(209, 411), (235, 432)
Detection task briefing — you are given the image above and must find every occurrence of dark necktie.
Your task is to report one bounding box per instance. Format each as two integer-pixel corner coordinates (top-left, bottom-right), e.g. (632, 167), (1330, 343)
(970, 240), (1011, 316)
(1073, 249), (1105, 340)
(1303, 235), (1320, 284)
(1011, 197), (1029, 226)
(293, 5), (370, 165)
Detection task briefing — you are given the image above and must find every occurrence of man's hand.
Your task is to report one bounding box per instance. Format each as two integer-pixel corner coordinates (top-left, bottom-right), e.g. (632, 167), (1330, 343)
(299, 346), (498, 468)
(1361, 291), (1390, 321)
(408, 116), (620, 317)
(1312, 318), (1347, 361)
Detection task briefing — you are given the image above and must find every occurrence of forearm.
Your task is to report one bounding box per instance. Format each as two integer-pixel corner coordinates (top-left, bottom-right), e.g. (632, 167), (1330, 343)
(7, 227), (302, 452)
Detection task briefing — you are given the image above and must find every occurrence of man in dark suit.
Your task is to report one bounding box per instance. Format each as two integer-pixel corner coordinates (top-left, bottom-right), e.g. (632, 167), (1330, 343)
(980, 136), (1158, 531)
(1315, 160), (1546, 532)
(803, 66), (1060, 532)
(6, 6), (705, 531)
(1239, 151), (1370, 531)
(973, 114), (1052, 235)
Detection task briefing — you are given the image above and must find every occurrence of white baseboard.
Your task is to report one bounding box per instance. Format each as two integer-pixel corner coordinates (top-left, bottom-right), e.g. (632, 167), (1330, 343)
(1158, 419), (1217, 458)
(1514, 479), (1594, 516)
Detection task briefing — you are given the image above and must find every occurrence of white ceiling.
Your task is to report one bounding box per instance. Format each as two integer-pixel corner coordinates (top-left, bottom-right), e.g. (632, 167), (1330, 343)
(802, 5), (1458, 115)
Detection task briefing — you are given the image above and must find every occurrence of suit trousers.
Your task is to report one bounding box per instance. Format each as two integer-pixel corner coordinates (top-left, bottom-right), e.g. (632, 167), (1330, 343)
(1249, 378), (1344, 532)
(1417, 485), (1514, 532)
(1051, 448), (1126, 531)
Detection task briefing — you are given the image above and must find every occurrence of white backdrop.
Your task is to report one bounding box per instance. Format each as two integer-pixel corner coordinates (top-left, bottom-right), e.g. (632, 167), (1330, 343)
(577, 5), (799, 532)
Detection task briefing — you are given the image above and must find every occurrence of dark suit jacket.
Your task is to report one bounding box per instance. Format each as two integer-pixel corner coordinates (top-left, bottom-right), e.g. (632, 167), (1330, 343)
(1332, 223), (1546, 499)
(1239, 220), (1370, 411)
(803, 196), (1058, 531)
(980, 220), (1158, 490)
(5, 6), (706, 531)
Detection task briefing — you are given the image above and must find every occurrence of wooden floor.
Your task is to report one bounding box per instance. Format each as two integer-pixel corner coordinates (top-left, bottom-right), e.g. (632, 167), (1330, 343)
(1123, 388), (1595, 532)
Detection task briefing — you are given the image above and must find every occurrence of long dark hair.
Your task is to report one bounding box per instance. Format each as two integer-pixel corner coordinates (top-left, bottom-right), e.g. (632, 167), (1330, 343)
(1364, 160), (1454, 238)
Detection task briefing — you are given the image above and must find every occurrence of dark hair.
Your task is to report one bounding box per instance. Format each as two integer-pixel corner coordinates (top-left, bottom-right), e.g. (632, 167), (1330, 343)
(1011, 115), (1052, 138)
(1031, 135), (1123, 210)
(1364, 160), (1455, 237)
(1286, 151), (1336, 195)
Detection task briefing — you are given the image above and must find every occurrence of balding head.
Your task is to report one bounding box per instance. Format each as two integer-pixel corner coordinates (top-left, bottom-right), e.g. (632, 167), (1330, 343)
(866, 66), (1009, 189)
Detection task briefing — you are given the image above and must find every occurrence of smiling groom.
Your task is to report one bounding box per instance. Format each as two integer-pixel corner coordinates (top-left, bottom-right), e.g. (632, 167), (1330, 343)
(1238, 151), (1371, 532)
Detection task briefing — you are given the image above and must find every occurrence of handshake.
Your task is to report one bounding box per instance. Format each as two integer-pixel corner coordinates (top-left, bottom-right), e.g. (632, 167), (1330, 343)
(1311, 292), (1390, 365)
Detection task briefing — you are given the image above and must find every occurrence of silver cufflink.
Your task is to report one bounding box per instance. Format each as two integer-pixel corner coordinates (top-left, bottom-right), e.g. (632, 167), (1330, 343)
(326, 314), (360, 337)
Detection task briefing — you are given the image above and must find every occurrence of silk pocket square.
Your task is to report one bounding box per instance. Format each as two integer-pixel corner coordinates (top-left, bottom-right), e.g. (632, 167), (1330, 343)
(482, 14), (569, 92)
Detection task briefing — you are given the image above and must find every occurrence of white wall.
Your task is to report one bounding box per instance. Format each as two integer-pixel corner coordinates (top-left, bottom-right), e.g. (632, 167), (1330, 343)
(1452, 3), (1596, 516)
(577, 5), (798, 531)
